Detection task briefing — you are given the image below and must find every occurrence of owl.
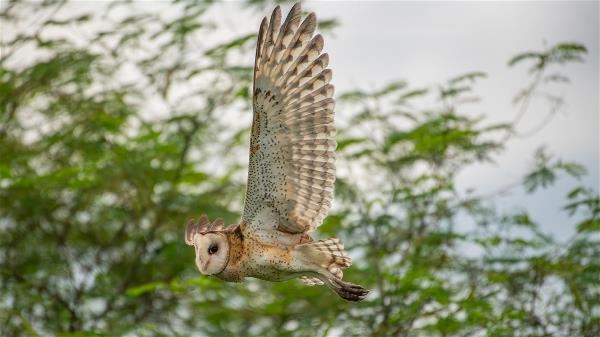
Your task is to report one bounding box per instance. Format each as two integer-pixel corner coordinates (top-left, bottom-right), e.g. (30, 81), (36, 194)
(184, 3), (369, 302)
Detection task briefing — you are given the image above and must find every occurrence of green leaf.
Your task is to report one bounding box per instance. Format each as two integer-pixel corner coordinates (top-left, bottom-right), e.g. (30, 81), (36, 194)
(375, 80), (407, 97)
(336, 137), (368, 151)
(126, 282), (167, 297)
(576, 219), (600, 233)
(396, 88), (428, 103)
(448, 71), (487, 84)
(508, 52), (544, 67)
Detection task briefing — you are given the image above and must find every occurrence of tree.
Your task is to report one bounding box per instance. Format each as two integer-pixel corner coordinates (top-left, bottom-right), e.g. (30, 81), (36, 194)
(0, 1), (597, 336)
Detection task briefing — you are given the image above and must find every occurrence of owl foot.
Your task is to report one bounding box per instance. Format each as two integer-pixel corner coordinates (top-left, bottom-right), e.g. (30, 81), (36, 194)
(329, 277), (369, 302)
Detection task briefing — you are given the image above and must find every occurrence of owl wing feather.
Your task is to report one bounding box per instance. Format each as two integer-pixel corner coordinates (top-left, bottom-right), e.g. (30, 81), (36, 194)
(240, 3), (336, 238)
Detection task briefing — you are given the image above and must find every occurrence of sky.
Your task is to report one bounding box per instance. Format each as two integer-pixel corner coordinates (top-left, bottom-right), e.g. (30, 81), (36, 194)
(212, 0), (599, 240)
(3, 0), (598, 240)
(277, 1), (599, 240)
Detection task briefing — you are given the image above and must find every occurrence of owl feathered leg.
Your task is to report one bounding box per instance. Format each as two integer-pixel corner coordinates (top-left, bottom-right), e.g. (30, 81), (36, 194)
(295, 238), (369, 301)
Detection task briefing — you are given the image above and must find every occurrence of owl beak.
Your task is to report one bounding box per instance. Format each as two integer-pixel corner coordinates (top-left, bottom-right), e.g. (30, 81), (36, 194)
(195, 256), (210, 274)
(195, 257), (204, 273)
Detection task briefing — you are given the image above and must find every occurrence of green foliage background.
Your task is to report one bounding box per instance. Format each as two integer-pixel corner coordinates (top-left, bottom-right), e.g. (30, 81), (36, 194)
(0, 1), (597, 337)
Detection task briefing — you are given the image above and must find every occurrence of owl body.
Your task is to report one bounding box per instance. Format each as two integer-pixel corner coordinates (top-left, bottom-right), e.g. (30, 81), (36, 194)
(199, 224), (313, 283)
(187, 218), (367, 301)
(184, 3), (369, 301)
(210, 225), (296, 283)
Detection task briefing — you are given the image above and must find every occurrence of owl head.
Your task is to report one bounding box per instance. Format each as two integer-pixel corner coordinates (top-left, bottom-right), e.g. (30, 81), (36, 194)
(185, 215), (230, 275)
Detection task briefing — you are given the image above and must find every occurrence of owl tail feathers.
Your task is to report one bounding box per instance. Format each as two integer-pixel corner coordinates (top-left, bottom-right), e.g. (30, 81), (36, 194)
(297, 238), (351, 279)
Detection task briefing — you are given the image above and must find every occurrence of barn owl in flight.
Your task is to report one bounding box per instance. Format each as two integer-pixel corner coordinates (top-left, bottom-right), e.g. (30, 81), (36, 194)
(185, 3), (369, 301)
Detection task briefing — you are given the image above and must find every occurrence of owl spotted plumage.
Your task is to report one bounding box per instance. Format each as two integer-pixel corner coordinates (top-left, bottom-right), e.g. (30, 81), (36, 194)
(184, 3), (368, 301)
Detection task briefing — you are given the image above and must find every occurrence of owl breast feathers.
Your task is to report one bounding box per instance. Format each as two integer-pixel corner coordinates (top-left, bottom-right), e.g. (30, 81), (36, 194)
(184, 3), (368, 302)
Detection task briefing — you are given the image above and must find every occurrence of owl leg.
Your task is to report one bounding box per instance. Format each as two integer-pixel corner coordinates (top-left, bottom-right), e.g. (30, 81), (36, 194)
(295, 238), (351, 278)
(301, 270), (369, 301)
(294, 240), (369, 301)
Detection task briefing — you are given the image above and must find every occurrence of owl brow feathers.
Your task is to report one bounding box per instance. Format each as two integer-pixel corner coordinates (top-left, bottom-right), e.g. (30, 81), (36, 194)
(184, 215), (230, 246)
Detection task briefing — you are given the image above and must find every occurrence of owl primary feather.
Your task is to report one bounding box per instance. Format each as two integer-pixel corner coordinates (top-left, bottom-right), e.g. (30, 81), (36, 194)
(185, 3), (369, 302)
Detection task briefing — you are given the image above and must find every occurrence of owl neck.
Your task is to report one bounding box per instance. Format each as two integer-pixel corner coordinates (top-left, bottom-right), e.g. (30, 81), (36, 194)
(227, 225), (245, 260)
(215, 224), (245, 281)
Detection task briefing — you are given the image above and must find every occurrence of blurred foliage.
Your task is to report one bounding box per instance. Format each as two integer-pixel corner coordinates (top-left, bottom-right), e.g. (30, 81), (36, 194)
(0, 1), (597, 337)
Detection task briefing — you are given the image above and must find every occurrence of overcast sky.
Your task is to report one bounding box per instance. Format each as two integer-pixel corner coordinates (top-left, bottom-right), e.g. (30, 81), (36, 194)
(314, 1), (599, 239)
(5, 0), (598, 240)
(51, 1), (600, 239)
(246, 1), (599, 239)
(312, 1), (599, 240)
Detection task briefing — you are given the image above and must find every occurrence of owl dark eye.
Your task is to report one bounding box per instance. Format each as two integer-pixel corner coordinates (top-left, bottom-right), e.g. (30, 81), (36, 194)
(208, 244), (218, 255)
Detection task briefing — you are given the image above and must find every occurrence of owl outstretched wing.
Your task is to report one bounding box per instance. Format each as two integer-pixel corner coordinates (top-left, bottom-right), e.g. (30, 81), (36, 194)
(240, 3), (335, 238)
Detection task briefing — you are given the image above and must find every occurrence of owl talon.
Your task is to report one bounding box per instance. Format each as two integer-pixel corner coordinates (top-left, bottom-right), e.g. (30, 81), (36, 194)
(328, 277), (369, 302)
